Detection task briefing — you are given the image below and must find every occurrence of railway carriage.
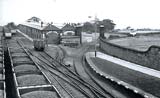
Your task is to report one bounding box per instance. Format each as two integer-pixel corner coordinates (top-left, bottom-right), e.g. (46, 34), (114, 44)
(3, 27), (12, 39)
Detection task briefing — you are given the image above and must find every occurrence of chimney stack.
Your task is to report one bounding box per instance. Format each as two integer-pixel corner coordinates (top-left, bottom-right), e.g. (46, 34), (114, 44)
(41, 22), (43, 27)
(99, 25), (105, 39)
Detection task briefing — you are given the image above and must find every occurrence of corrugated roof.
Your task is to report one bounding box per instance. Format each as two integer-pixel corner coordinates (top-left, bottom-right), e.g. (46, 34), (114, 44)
(61, 24), (75, 31)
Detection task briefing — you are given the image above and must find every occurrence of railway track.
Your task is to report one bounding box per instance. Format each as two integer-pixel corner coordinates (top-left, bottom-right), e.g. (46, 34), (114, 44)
(16, 40), (94, 98)
(15, 40), (115, 98)
(6, 36), (147, 98)
(56, 43), (146, 98)
(29, 49), (114, 98)
(0, 37), (6, 98)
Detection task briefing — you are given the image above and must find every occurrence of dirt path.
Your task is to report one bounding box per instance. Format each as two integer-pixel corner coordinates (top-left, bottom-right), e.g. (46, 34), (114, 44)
(59, 43), (95, 78)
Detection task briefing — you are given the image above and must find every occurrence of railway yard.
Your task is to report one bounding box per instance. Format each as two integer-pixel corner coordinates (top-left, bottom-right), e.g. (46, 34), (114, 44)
(0, 28), (160, 98)
(2, 0), (160, 97)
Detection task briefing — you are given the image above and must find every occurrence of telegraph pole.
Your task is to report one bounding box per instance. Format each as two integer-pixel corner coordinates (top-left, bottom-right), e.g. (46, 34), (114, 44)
(94, 15), (98, 57)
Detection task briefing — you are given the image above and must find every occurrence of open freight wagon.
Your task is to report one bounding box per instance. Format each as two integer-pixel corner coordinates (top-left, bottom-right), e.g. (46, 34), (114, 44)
(8, 45), (61, 98)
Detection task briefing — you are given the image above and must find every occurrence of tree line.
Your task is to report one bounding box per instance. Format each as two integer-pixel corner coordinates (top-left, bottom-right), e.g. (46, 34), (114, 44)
(83, 19), (116, 33)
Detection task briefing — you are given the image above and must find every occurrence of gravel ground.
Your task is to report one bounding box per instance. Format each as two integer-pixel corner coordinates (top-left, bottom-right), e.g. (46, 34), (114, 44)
(91, 57), (160, 97)
(19, 37), (33, 48)
(59, 43), (95, 78)
(44, 45), (59, 59)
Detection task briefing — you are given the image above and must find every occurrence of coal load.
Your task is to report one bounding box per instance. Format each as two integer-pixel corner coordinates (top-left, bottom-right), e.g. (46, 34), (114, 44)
(0, 82), (4, 98)
(13, 57), (32, 64)
(0, 52), (2, 56)
(0, 57), (2, 62)
(21, 91), (58, 98)
(0, 74), (3, 80)
(17, 74), (48, 86)
(0, 69), (3, 80)
(10, 48), (24, 53)
(0, 90), (3, 98)
(12, 53), (27, 57)
(14, 64), (38, 73)
(0, 63), (2, 68)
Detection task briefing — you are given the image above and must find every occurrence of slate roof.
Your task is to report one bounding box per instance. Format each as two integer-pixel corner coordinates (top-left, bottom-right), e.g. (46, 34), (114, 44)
(43, 24), (60, 31)
(20, 22), (46, 30)
(61, 24), (75, 31)
(20, 22), (60, 31)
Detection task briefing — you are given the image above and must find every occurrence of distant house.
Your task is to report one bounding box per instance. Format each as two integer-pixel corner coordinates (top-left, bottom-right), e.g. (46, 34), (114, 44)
(43, 24), (60, 33)
(60, 24), (81, 47)
(61, 24), (75, 35)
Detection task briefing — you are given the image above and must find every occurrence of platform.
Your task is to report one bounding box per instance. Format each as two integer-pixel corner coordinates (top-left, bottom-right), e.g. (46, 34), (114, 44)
(85, 52), (159, 98)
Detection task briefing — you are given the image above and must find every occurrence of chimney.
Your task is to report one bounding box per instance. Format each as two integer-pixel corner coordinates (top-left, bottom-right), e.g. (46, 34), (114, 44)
(41, 22), (43, 27)
(75, 25), (82, 44)
(99, 25), (105, 39)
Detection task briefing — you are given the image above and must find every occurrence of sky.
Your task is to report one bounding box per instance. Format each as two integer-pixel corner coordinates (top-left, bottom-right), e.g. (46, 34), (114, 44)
(1, 0), (160, 29)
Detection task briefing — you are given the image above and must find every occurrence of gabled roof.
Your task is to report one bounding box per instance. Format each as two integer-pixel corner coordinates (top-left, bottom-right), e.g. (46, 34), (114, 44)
(43, 24), (60, 31)
(20, 22), (47, 30)
(61, 24), (75, 31)
(20, 22), (60, 31)
(27, 17), (42, 23)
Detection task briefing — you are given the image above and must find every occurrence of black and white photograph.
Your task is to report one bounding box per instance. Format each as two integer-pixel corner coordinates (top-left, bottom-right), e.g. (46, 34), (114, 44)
(0, 0), (160, 98)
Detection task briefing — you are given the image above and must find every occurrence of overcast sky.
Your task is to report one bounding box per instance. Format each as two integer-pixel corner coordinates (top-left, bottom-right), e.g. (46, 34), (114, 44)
(1, 0), (160, 29)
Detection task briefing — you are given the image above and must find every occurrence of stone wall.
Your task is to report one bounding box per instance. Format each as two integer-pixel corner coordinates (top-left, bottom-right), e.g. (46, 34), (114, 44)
(99, 38), (160, 71)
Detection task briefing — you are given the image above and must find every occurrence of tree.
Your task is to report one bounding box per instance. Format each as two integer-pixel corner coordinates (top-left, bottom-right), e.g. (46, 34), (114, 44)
(6, 22), (17, 30)
(97, 19), (115, 32)
(83, 22), (94, 33)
